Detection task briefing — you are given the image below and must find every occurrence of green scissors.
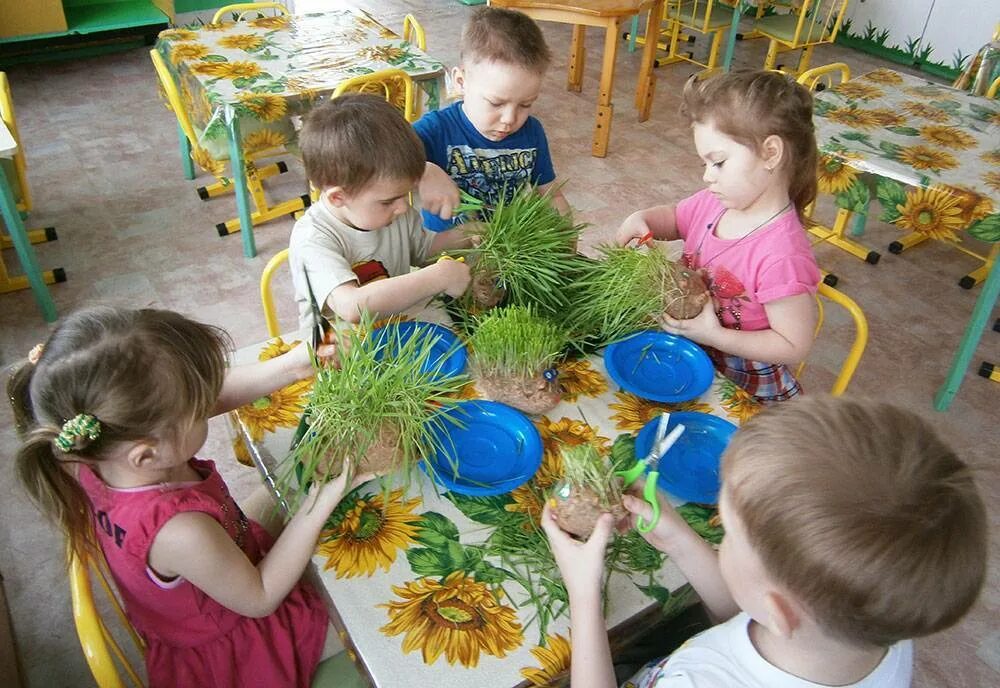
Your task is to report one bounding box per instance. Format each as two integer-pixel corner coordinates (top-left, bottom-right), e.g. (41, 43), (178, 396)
(617, 413), (686, 533)
(303, 268), (334, 358)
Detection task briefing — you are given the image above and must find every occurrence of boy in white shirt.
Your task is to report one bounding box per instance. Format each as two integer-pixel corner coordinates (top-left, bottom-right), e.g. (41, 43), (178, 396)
(543, 395), (987, 688)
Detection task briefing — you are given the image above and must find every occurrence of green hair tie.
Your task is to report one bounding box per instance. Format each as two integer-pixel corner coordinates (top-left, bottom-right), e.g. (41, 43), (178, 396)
(55, 414), (102, 453)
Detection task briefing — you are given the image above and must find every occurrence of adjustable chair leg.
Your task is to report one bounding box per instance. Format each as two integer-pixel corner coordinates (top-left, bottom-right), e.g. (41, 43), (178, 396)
(2, 225), (57, 247)
(198, 161), (288, 200)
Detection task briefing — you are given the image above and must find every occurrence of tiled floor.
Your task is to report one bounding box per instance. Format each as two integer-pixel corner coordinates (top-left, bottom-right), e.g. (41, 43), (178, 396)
(1, 2), (997, 686)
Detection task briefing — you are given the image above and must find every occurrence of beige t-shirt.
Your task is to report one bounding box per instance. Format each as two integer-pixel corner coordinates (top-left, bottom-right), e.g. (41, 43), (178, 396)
(289, 200), (436, 329)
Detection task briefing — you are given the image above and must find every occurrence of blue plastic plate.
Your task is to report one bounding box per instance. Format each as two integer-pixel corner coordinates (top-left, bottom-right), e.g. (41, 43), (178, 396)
(423, 400), (542, 496)
(604, 331), (713, 403)
(634, 411), (737, 505)
(372, 321), (467, 380)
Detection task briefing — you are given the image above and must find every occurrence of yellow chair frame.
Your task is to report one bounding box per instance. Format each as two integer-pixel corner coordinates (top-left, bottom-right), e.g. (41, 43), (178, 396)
(211, 2), (288, 24)
(797, 282), (869, 396)
(69, 543), (146, 688)
(332, 68), (418, 123)
(755, 0), (850, 74)
(149, 49), (307, 237)
(659, 1), (736, 73)
(261, 248), (290, 338)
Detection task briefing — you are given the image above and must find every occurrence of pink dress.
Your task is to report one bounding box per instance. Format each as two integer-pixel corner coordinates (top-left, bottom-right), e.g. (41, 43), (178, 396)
(79, 459), (329, 688)
(675, 189), (820, 403)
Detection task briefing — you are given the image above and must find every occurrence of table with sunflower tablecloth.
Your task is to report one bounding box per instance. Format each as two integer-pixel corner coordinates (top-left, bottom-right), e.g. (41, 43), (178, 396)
(812, 68), (1000, 410)
(154, 7), (446, 257)
(229, 330), (762, 688)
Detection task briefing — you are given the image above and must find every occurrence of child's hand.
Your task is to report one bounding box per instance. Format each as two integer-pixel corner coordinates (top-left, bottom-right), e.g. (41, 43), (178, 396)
(622, 479), (690, 554)
(433, 258), (472, 298)
(616, 211), (652, 246)
(419, 163), (461, 220)
(540, 503), (615, 599)
(307, 458), (376, 514)
(315, 330), (350, 369)
(285, 334), (348, 379)
(657, 299), (722, 346)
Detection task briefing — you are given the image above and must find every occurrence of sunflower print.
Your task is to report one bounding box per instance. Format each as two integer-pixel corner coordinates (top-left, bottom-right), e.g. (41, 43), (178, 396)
(237, 371), (312, 442)
(520, 633), (571, 686)
(191, 61), (263, 80)
(557, 358), (608, 402)
(218, 33), (265, 51)
(982, 149), (1000, 166)
(380, 571), (524, 667)
(897, 144), (958, 172)
(317, 489), (421, 578)
(506, 446), (563, 524)
(249, 15), (289, 29)
(862, 68), (903, 85)
(918, 125), (977, 151)
(232, 433), (253, 467)
(202, 21), (234, 31)
(537, 416), (611, 457)
(903, 85), (950, 99)
(867, 109), (907, 127)
(358, 45), (406, 63)
(823, 106), (881, 130)
(158, 28), (198, 41)
(451, 381), (482, 400)
(817, 153), (859, 195)
(609, 391), (712, 432)
(946, 186), (994, 225)
(191, 147), (225, 177)
(717, 380), (761, 424)
(894, 185), (965, 242)
(237, 93), (287, 122)
(170, 42), (209, 65)
(832, 82), (883, 101)
(285, 77), (322, 102)
(900, 101), (951, 123)
(984, 171), (1000, 193)
(243, 129), (288, 154)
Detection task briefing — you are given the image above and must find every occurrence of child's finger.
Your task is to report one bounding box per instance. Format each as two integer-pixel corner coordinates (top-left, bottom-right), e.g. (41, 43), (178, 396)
(586, 513), (615, 550)
(622, 494), (656, 524)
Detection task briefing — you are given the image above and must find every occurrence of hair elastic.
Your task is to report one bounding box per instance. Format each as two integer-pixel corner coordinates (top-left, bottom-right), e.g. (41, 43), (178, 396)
(27, 343), (44, 365)
(55, 414), (102, 453)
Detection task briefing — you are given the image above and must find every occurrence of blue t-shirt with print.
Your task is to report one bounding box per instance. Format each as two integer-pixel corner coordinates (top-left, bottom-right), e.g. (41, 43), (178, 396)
(413, 101), (556, 231)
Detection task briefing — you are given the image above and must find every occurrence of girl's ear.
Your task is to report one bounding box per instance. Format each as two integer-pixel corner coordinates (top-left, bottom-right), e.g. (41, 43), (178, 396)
(451, 65), (466, 95)
(126, 441), (159, 470)
(761, 134), (785, 172)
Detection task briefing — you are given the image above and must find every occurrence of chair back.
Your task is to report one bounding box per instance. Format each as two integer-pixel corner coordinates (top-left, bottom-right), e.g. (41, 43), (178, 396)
(212, 2), (288, 25)
(149, 49), (200, 154)
(332, 68), (418, 123)
(261, 248), (290, 338)
(788, 0), (849, 47)
(403, 14), (427, 51)
(669, 1), (731, 33)
(796, 61), (850, 91)
(0, 72), (32, 212)
(796, 282), (868, 395)
(68, 543), (146, 688)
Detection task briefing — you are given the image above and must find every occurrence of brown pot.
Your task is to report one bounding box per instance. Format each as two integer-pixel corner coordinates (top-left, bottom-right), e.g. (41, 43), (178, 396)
(471, 270), (506, 311)
(478, 372), (562, 415)
(664, 266), (710, 320)
(551, 483), (627, 539)
(358, 423), (401, 476)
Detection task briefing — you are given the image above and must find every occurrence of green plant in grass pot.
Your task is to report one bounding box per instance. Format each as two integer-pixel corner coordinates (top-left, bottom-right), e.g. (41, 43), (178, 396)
(450, 184), (587, 319)
(561, 242), (709, 351)
(467, 304), (569, 415)
(549, 444), (627, 538)
(276, 313), (468, 510)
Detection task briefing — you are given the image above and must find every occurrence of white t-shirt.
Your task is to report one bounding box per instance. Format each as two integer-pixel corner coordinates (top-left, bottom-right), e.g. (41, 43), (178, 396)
(624, 613), (913, 688)
(289, 200), (436, 329)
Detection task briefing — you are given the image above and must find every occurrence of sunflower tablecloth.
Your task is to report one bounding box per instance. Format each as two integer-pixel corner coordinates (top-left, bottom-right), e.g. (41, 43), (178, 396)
(230, 325), (762, 688)
(813, 68), (1000, 246)
(154, 8), (446, 166)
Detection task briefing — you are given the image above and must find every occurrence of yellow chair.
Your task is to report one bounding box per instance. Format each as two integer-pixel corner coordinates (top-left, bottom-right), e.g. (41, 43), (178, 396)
(654, 1), (737, 74)
(333, 68), (418, 123)
(0, 72), (65, 297)
(261, 248), (290, 338)
(211, 2), (288, 24)
(796, 282), (868, 396)
(754, 0), (850, 74)
(149, 49), (308, 237)
(402, 14), (428, 120)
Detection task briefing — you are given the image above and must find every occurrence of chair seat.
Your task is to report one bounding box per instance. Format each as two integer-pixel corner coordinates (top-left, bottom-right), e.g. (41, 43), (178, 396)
(312, 651), (367, 688)
(491, 0), (655, 20)
(754, 13), (830, 43)
(667, 2), (734, 31)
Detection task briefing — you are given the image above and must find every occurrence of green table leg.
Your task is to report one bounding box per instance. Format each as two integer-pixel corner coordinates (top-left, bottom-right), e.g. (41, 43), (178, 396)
(225, 111), (257, 258)
(0, 161), (56, 322)
(628, 15), (639, 53)
(721, 0), (745, 72)
(848, 196), (869, 236)
(934, 252), (1000, 410)
(178, 122), (195, 181)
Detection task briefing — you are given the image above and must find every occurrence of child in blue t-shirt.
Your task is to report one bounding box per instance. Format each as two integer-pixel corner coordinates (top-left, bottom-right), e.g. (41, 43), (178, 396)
(415, 6), (569, 231)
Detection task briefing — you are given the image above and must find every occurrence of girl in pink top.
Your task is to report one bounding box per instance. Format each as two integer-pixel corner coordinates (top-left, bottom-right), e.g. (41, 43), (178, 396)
(12, 307), (372, 688)
(617, 71), (821, 403)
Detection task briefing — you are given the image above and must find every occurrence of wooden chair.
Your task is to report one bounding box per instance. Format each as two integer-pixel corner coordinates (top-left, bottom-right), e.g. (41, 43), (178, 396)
(149, 49), (308, 238)
(211, 2), (288, 24)
(753, 0), (850, 74)
(796, 282), (869, 396)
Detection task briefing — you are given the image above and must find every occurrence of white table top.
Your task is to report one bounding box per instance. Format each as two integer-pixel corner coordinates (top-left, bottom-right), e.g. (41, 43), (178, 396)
(0, 119), (17, 158)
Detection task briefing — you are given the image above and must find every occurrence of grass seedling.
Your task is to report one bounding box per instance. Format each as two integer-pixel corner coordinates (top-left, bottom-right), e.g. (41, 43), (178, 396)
(468, 305), (568, 379)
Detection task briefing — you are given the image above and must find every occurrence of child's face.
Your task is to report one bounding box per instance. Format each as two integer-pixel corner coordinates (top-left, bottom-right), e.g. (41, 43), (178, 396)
(693, 121), (779, 212)
(455, 59), (542, 142)
(325, 176), (416, 231)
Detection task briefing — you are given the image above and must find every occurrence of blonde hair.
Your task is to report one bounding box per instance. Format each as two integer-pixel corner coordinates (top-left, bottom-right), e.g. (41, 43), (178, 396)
(722, 396), (987, 647)
(460, 6), (551, 74)
(10, 306), (230, 557)
(299, 92), (426, 193)
(681, 70), (818, 223)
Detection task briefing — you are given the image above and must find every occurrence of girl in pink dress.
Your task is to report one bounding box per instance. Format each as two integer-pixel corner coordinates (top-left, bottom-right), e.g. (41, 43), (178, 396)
(616, 71), (821, 403)
(11, 306), (372, 688)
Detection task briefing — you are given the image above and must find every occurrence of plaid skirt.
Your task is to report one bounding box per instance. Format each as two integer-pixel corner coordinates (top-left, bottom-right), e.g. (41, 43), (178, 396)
(709, 350), (803, 404)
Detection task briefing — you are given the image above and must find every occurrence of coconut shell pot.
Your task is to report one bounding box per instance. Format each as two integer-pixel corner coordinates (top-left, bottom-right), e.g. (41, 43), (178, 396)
(478, 371), (562, 416)
(663, 264), (710, 320)
(470, 269), (506, 312)
(550, 481), (627, 539)
(358, 422), (402, 475)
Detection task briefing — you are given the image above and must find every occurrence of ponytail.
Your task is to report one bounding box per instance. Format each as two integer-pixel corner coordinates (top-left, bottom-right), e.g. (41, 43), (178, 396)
(7, 360), (36, 437)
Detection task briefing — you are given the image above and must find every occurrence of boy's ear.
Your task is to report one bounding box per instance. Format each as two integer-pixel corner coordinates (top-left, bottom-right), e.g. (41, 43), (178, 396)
(761, 589), (802, 638)
(451, 66), (466, 95)
(324, 187), (348, 208)
(761, 134), (785, 172)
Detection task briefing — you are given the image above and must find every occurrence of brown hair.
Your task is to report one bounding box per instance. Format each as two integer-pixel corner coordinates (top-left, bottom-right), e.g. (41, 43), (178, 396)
(722, 396), (987, 647)
(9, 306), (230, 557)
(460, 6), (551, 74)
(681, 70), (818, 223)
(299, 92), (426, 193)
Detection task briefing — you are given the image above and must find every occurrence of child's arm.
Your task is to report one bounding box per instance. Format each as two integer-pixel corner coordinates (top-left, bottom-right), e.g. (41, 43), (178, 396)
(537, 181), (571, 216)
(616, 205), (679, 246)
(326, 260), (471, 323)
(623, 488), (737, 622)
(418, 162), (461, 221)
(660, 292), (816, 366)
(427, 224), (478, 256)
(540, 506), (619, 688)
(148, 463), (372, 618)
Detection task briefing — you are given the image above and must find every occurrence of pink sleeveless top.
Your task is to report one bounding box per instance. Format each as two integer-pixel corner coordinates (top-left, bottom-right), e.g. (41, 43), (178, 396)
(79, 458), (329, 688)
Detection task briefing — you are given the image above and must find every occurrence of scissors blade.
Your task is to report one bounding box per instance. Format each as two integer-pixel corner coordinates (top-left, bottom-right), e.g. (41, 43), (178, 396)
(303, 268), (329, 350)
(647, 423), (686, 470)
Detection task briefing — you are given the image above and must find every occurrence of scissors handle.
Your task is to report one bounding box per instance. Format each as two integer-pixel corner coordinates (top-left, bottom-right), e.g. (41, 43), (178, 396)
(436, 255), (465, 263)
(636, 474), (661, 533)
(636, 230), (654, 247)
(616, 460), (647, 487)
